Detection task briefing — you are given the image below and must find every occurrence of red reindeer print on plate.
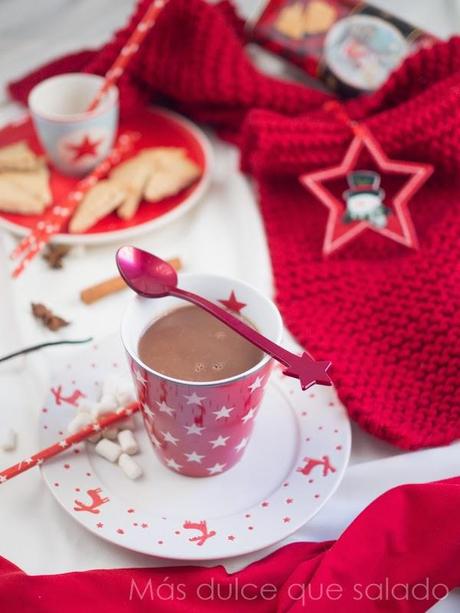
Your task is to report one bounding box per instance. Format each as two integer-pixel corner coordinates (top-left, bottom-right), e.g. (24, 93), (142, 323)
(50, 385), (86, 407)
(183, 520), (216, 546)
(74, 488), (110, 514)
(297, 455), (336, 477)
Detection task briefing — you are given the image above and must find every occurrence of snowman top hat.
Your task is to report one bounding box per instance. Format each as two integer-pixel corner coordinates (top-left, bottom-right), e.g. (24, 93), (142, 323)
(344, 170), (385, 200)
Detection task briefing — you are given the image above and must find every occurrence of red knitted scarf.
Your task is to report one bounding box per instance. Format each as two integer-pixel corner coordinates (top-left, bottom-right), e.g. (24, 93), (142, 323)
(9, 0), (460, 449)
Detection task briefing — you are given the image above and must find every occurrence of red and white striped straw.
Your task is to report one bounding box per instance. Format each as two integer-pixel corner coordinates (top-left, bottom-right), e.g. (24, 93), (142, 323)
(88, 0), (168, 111)
(0, 402), (139, 484)
(10, 0), (169, 275)
(11, 131), (139, 276)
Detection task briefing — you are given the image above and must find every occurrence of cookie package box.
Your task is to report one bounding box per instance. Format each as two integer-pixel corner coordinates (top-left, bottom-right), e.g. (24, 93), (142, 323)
(247, 0), (438, 96)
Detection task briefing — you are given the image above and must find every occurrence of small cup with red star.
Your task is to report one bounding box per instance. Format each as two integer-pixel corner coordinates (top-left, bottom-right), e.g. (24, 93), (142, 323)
(121, 273), (283, 477)
(28, 73), (119, 177)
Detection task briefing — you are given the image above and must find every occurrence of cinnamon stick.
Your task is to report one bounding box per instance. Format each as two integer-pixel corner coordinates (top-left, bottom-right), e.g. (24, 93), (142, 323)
(80, 257), (182, 304)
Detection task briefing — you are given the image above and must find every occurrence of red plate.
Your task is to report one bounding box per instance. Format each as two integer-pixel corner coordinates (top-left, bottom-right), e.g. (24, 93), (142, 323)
(0, 107), (212, 243)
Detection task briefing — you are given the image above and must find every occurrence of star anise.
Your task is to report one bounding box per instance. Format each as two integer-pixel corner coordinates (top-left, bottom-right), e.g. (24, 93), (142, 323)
(31, 303), (69, 331)
(42, 244), (71, 269)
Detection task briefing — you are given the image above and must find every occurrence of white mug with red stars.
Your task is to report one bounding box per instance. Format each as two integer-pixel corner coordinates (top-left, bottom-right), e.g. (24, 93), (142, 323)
(28, 73), (119, 177)
(121, 274), (283, 478)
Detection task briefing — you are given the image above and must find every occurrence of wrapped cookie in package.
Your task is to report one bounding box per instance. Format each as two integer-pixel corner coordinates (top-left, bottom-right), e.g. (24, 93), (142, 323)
(247, 0), (437, 96)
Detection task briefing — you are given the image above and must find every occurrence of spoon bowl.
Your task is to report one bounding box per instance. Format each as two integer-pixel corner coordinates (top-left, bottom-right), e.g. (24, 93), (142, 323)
(116, 245), (178, 298)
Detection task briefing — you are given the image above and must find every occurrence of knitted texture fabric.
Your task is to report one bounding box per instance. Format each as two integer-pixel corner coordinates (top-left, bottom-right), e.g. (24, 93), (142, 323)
(9, 0), (460, 449)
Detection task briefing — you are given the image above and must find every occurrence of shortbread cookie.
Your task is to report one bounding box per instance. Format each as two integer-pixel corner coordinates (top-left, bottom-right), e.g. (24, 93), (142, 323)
(275, 3), (308, 39)
(0, 175), (45, 215)
(275, 0), (336, 38)
(302, 1), (336, 34)
(110, 156), (151, 220)
(4, 162), (52, 206)
(117, 187), (143, 221)
(138, 147), (186, 165)
(145, 148), (200, 178)
(69, 180), (126, 233)
(144, 154), (201, 202)
(0, 141), (41, 172)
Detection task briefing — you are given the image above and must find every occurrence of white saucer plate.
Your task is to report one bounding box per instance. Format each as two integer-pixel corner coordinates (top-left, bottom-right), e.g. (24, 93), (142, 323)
(39, 334), (351, 560)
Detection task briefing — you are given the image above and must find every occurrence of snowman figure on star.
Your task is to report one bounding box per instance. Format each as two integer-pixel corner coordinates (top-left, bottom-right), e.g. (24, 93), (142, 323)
(342, 170), (390, 228)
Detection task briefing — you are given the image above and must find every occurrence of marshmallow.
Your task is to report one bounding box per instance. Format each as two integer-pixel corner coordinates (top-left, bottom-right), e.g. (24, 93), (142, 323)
(117, 429), (138, 455)
(120, 416), (136, 431)
(87, 432), (102, 444)
(102, 374), (135, 406)
(76, 399), (98, 414)
(99, 393), (118, 412)
(67, 412), (93, 434)
(102, 426), (119, 440)
(91, 396), (117, 419)
(116, 388), (135, 406)
(0, 426), (17, 451)
(118, 453), (143, 480)
(95, 439), (122, 463)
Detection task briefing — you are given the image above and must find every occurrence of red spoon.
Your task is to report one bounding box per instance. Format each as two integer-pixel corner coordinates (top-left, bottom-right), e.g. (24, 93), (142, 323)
(116, 246), (332, 391)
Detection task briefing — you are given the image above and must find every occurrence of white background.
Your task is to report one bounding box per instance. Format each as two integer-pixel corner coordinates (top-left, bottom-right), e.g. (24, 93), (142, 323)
(0, 1), (458, 610)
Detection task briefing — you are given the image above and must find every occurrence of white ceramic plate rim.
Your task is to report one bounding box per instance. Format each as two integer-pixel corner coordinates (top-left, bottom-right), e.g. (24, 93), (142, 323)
(0, 107), (213, 244)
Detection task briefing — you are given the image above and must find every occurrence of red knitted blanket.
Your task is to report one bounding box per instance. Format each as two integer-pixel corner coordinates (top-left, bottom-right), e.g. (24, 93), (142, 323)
(9, 0), (460, 449)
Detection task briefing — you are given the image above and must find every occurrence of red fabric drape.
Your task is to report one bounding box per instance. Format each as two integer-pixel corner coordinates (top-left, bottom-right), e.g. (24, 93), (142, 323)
(1, 478), (460, 612)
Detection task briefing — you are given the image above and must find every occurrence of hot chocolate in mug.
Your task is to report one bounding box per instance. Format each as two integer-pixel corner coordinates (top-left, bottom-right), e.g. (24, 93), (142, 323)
(121, 273), (282, 477)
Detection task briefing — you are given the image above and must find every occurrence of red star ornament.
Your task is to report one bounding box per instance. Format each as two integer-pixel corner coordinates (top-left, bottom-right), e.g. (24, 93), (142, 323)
(66, 134), (104, 162)
(219, 291), (246, 314)
(300, 124), (433, 256)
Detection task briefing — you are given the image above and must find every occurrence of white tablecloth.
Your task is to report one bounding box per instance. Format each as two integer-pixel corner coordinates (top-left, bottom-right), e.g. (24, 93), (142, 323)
(0, 1), (458, 610)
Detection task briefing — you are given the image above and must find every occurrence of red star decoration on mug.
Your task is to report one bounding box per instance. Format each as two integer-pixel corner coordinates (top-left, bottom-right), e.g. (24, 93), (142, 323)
(219, 291), (246, 314)
(66, 134), (104, 162)
(300, 124), (433, 256)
